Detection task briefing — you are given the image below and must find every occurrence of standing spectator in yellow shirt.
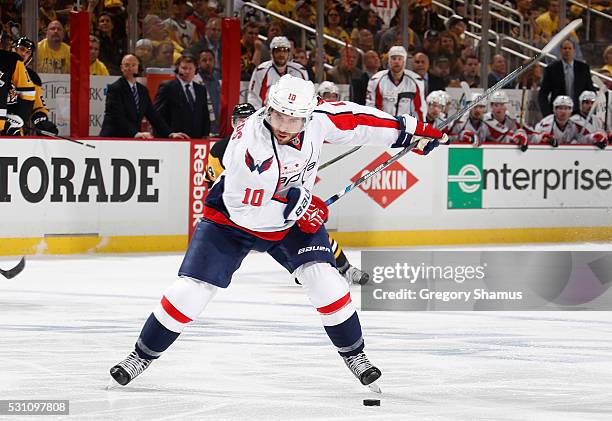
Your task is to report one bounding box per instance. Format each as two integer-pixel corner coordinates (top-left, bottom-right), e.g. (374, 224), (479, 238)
(89, 35), (110, 76)
(535, 0), (560, 41)
(266, 0), (296, 19)
(37, 20), (70, 74)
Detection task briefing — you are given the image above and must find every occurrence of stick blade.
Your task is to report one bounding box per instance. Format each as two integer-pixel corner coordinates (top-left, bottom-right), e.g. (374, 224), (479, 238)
(0, 257), (26, 279)
(541, 19), (583, 55)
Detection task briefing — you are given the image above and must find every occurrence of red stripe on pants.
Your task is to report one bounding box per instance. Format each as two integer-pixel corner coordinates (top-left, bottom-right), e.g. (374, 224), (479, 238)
(161, 295), (193, 324)
(317, 292), (351, 315)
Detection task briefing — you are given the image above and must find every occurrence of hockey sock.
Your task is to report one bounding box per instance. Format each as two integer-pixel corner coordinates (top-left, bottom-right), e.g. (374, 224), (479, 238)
(295, 262), (364, 357)
(135, 277), (218, 359)
(329, 235), (350, 274)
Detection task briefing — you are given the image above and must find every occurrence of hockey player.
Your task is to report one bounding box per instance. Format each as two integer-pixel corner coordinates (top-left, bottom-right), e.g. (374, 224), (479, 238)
(317, 81), (340, 101)
(0, 30), (35, 136)
(483, 91), (531, 151)
(207, 102), (370, 285)
(448, 93), (488, 146)
(424, 90), (447, 128)
(110, 74), (447, 390)
(247, 36), (309, 109)
(366, 46), (423, 119)
(533, 95), (607, 147)
(11, 37), (58, 136)
(570, 91), (608, 148)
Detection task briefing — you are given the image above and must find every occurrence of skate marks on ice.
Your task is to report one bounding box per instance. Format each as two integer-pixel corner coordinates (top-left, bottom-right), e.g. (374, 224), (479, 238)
(0, 253), (612, 420)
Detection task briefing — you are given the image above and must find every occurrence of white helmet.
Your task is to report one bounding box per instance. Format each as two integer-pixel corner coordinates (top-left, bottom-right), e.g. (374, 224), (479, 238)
(489, 90), (509, 104)
(579, 91), (597, 103)
(553, 95), (573, 108)
(317, 81), (339, 97)
(267, 74), (317, 118)
(270, 36), (291, 50)
(470, 92), (486, 106)
(426, 90), (447, 106)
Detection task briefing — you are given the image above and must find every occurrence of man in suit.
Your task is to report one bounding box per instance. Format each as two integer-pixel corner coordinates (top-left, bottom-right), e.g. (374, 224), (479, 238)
(100, 54), (189, 139)
(411, 52), (446, 95)
(154, 55), (210, 138)
(538, 39), (595, 116)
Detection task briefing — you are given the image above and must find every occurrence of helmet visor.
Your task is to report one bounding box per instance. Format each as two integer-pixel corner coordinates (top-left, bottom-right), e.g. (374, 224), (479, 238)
(269, 109), (305, 134)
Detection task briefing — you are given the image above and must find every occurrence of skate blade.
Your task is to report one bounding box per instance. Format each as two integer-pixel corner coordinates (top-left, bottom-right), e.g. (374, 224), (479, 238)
(367, 381), (382, 394)
(106, 377), (122, 390)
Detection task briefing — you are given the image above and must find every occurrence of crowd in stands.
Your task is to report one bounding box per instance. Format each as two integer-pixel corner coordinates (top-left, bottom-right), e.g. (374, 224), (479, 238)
(0, 0), (610, 140)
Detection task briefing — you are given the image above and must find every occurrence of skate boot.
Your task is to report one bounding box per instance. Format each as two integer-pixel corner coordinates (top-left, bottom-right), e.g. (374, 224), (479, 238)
(343, 352), (382, 392)
(110, 351), (153, 386)
(343, 266), (370, 285)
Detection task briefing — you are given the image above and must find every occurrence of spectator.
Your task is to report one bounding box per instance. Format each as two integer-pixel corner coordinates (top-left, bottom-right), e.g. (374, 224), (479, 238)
(345, 0), (375, 32)
(535, 0), (560, 41)
(357, 9), (383, 34)
(37, 20), (70, 74)
(240, 22), (264, 81)
(460, 54), (480, 88)
(363, 50), (381, 77)
(39, 0), (70, 40)
(439, 31), (459, 63)
(366, 46), (422, 118)
(411, 51), (446, 97)
(324, 8), (350, 59)
(431, 57), (453, 89)
(446, 16), (468, 49)
(487, 54), (513, 89)
(248, 36), (308, 108)
(260, 21), (285, 62)
(189, 16), (221, 75)
(421, 30), (441, 63)
(142, 14), (183, 62)
(515, 61), (543, 89)
(89, 35), (110, 76)
(328, 46), (369, 104)
(410, 2), (445, 35)
(602, 45), (612, 74)
(266, 0), (296, 19)
(164, 0), (199, 50)
(151, 41), (175, 68)
(187, 0), (213, 39)
(135, 38), (155, 70)
(357, 29), (375, 52)
(194, 49), (220, 135)
(286, 1), (317, 51)
(95, 12), (126, 75)
(378, 22), (421, 55)
(154, 55), (210, 138)
(100, 54), (189, 139)
(538, 38), (595, 116)
(293, 47), (315, 80)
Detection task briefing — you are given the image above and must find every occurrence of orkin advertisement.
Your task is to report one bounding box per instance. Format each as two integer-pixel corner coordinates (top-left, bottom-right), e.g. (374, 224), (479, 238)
(448, 146), (612, 209)
(0, 138), (190, 239)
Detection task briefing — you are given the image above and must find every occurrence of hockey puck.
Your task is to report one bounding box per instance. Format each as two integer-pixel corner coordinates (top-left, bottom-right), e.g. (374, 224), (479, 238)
(363, 399), (380, 406)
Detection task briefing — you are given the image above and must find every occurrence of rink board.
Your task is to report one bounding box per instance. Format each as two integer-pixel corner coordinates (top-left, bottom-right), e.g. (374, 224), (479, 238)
(1, 138), (611, 255)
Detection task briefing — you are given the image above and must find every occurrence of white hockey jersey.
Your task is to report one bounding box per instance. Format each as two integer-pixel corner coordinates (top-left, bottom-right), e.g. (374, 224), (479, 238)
(448, 117), (489, 146)
(483, 112), (527, 143)
(247, 61), (309, 109)
(203, 100), (411, 237)
(570, 112), (606, 135)
(366, 70), (423, 120)
(533, 114), (588, 144)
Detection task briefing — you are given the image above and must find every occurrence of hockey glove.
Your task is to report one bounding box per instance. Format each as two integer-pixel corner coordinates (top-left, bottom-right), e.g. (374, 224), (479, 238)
(283, 186), (313, 221)
(32, 112), (59, 136)
(542, 133), (558, 148)
(296, 195), (329, 234)
(592, 132), (608, 150)
(461, 131), (476, 144)
(394, 115), (447, 148)
(2, 114), (24, 136)
(513, 132), (528, 152)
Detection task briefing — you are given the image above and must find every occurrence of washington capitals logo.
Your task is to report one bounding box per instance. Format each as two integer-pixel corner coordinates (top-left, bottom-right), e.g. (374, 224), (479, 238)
(245, 149), (274, 174)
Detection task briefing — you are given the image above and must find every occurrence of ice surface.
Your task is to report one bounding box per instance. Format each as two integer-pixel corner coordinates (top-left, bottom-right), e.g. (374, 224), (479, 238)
(1, 246), (612, 420)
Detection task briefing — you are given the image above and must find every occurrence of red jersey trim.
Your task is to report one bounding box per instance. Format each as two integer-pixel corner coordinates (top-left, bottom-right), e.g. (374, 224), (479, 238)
(320, 111), (399, 131)
(203, 206), (290, 241)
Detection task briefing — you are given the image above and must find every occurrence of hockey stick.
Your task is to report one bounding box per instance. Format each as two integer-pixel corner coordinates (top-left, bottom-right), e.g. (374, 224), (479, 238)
(519, 88), (527, 127)
(318, 146), (362, 171)
(588, 75), (607, 124)
(27, 126), (97, 149)
(324, 19), (583, 207)
(0, 257), (25, 279)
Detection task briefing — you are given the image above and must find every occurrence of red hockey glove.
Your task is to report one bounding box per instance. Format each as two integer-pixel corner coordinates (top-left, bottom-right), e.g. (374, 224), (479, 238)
(542, 133), (558, 148)
(513, 132), (528, 152)
(395, 115), (448, 149)
(461, 131), (478, 145)
(592, 132), (608, 150)
(296, 195), (328, 234)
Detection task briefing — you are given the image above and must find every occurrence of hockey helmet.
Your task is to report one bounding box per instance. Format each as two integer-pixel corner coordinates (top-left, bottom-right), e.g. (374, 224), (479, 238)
(426, 90), (447, 106)
(489, 90), (509, 104)
(578, 91), (597, 103)
(270, 36), (291, 50)
(470, 92), (486, 106)
(231, 103), (256, 128)
(267, 74), (317, 119)
(12, 36), (36, 66)
(553, 95), (573, 108)
(317, 81), (339, 97)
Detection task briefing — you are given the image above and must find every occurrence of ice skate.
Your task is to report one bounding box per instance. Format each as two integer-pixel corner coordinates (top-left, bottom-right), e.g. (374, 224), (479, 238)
(343, 352), (382, 393)
(109, 351), (153, 386)
(343, 266), (370, 285)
